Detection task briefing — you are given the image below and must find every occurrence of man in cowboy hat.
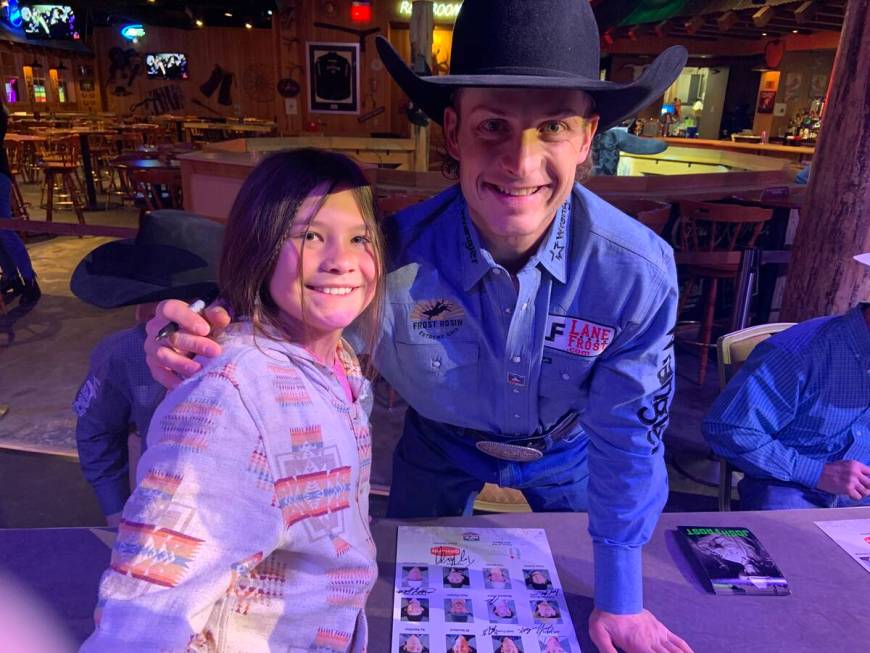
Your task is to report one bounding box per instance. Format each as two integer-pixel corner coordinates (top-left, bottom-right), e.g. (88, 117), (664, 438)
(70, 210), (222, 526)
(143, 2), (692, 650)
(704, 253), (870, 511)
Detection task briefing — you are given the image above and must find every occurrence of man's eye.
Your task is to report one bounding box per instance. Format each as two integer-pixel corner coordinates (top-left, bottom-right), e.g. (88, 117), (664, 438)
(542, 121), (566, 134)
(481, 119), (504, 133)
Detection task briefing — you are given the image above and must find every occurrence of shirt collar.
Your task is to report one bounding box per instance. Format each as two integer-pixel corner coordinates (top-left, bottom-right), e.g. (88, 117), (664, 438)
(844, 303), (870, 363)
(534, 195), (571, 284)
(457, 194), (572, 291)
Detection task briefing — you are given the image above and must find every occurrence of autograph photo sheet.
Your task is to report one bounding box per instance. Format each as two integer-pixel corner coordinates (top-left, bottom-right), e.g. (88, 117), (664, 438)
(393, 527), (581, 653)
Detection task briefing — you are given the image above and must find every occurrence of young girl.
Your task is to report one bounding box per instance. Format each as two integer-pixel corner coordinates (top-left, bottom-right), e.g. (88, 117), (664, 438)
(81, 149), (386, 652)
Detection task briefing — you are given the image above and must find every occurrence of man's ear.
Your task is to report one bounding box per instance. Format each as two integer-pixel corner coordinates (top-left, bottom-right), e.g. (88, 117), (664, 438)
(443, 105), (461, 161)
(576, 114), (600, 165)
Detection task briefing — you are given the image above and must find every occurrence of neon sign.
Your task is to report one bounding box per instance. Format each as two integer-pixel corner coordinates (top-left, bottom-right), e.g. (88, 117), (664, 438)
(120, 24), (146, 42)
(397, 1), (462, 22)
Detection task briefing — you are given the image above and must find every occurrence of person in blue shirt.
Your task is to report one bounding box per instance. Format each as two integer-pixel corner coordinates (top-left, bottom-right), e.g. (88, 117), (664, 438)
(70, 210), (222, 526)
(142, 2), (692, 651)
(703, 255), (870, 510)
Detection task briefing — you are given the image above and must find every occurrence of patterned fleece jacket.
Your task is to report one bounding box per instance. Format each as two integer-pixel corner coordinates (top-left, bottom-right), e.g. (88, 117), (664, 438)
(80, 322), (377, 653)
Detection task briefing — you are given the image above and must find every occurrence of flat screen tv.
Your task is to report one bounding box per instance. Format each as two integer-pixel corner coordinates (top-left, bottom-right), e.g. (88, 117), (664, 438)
(21, 5), (79, 40)
(145, 52), (189, 80)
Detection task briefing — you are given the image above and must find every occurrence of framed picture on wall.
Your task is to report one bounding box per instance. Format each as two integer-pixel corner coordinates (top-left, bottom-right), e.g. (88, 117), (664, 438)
(757, 90), (776, 114)
(306, 41), (359, 114)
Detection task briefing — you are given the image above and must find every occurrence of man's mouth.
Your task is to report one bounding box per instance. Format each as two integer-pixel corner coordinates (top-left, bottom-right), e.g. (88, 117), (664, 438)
(486, 183), (547, 197)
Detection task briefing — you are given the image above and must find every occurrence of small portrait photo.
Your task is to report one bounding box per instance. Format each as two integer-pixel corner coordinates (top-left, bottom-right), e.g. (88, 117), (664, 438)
(401, 597), (429, 622)
(442, 566), (470, 588)
(483, 565), (511, 589)
(539, 635), (571, 653)
(492, 635), (524, 653)
(446, 633), (477, 653)
(487, 596), (518, 624)
(523, 568), (553, 590)
(399, 633), (430, 653)
(401, 565), (429, 588)
(530, 599), (562, 624)
(444, 596), (473, 622)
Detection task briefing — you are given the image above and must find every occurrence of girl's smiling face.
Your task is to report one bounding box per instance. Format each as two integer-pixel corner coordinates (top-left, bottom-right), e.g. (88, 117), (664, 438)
(269, 187), (377, 360)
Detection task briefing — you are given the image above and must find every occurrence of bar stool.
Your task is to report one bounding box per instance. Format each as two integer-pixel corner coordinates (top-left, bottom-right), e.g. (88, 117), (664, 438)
(5, 141), (30, 219)
(674, 200), (774, 385)
(38, 161), (87, 225)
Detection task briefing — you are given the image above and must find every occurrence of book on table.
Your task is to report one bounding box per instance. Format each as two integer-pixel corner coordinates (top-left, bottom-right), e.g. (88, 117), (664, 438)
(678, 526), (790, 596)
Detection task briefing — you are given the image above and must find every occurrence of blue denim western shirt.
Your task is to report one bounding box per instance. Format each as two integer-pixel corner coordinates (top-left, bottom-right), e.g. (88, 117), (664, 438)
(365, 183), (678, 613)
(703, 305), (870, 488)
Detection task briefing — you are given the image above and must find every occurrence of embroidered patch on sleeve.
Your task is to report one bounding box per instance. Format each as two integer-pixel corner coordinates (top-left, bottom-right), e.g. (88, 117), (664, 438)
(544, 314), (615, 357)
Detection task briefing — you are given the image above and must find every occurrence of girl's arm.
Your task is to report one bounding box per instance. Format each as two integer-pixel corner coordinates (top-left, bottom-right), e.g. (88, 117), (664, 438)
(81, 359), (284, 652)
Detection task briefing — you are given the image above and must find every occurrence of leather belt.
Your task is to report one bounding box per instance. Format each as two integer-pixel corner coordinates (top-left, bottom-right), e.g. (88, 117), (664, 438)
(468, 411), (580, 462)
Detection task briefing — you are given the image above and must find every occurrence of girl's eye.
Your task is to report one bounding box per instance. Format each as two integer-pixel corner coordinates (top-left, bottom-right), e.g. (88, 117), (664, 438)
(352, 235), (371, 245)
(303, 231), (320, 241)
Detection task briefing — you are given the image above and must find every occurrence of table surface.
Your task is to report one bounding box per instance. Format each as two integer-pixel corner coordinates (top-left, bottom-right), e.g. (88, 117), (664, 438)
(2, 507), (868, 651)
(733, 186), (807, 210)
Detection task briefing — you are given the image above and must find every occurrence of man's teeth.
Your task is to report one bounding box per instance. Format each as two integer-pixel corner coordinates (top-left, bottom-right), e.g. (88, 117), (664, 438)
(494, 185), (540, 196)
(312, 287), (355, 295)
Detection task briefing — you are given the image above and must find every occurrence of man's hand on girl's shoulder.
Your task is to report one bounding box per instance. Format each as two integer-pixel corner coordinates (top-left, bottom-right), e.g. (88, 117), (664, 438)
(144, 299), (231, 389)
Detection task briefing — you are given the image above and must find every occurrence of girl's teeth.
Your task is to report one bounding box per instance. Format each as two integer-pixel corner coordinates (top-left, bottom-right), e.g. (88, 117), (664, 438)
(315, 287), (353, 295)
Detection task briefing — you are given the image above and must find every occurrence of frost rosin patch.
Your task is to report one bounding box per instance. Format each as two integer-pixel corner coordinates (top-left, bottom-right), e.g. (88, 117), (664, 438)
(543, 314), (615, 357)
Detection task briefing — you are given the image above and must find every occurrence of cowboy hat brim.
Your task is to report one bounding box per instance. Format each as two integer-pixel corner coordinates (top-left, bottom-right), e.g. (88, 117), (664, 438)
(376, 36), (688, 131)
(70, 239), (218, 309)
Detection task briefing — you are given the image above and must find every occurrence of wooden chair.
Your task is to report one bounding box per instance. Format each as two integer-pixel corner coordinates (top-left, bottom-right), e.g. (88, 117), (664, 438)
(376, 192), (433, 217)
(674, 200), (774, 386)
(608, 198), (672, 237)
(715, 322), (796, 510)
(127, 168), (184, 218)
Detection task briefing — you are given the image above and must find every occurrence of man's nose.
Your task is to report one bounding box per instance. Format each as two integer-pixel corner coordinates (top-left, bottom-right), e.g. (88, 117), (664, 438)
(502, 129), (543, 178)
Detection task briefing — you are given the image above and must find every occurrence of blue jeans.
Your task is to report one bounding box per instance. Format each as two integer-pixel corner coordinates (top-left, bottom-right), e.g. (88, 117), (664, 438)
(739, 475), (870, 510)
(0, 173), (35, 282)
(387, 408), (590, 517)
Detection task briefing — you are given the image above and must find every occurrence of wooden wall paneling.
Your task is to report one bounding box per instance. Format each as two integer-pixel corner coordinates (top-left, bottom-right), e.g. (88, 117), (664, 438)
(276, 0), (399, 138)
(92, 25), (279, 122)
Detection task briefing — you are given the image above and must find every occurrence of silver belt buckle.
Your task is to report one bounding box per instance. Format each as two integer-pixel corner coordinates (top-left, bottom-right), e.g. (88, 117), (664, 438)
(475, 440), (544, 462)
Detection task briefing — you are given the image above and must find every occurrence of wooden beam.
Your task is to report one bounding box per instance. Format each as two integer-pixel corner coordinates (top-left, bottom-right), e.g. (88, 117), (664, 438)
(717, 11), (739, 32)
(781, 0), (870, 321)
(752, 6), (776, 28)
(795, 0), (818, 23)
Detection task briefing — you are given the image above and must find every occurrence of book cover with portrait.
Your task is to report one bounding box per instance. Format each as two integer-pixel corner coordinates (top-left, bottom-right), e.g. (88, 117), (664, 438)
(678, 526), (789, 596)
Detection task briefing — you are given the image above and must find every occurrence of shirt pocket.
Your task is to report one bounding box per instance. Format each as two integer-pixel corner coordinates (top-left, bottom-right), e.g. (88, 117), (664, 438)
(539, 350), (594, 403)
(393, 341), (479, 412)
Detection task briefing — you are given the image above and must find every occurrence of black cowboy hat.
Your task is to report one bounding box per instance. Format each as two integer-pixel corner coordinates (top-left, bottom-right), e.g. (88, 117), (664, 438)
(376, 0), (688, 130)
(71, 210), (224, 309)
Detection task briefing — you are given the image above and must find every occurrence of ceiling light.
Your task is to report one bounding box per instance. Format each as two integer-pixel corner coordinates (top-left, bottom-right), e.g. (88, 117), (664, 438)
(792, 29), (799, 33)
(245, 22), (252, 28)
(224, 11), (232, 17)
(267, 9), (273, 15)
(195, 18), (203, 27)
(762, 32), (767, 35)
